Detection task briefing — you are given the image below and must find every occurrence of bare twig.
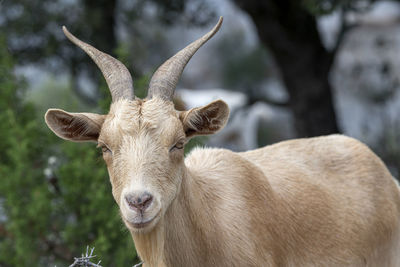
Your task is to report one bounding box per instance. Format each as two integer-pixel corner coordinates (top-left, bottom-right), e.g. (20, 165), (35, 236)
(133, 261), (144, 267)
(68, 246), (102, 267)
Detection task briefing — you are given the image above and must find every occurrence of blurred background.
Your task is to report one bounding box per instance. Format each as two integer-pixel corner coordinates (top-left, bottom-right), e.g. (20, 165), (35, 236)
(2, 0), (400, 265)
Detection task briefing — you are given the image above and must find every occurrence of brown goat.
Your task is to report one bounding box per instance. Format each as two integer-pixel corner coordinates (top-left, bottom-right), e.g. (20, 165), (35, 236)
(45, 18), (400, 266)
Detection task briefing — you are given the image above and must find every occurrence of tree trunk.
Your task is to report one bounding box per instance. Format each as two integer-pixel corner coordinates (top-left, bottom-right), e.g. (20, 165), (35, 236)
(70, 0), (118, 105)
(233, 0), (340, 137)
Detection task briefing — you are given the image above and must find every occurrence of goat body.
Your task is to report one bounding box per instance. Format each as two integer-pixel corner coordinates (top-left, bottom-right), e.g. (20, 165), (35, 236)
(136, 135), (400, 267)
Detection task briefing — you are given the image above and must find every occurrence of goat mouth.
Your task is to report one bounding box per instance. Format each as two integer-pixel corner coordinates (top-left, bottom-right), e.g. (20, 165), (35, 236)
(127, 211), (160, 229)
(130, 218), (154, 229)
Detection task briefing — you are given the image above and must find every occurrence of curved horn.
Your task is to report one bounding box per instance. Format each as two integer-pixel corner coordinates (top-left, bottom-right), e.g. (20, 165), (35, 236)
(62, 26), (134, 102)
(147, 17), (223, 100)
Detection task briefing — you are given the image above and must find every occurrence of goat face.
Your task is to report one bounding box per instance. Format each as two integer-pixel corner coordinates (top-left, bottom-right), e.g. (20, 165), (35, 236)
(44, 17), (226, 232)
(45, 97), (229, 232)
(100, 98), (185, 232)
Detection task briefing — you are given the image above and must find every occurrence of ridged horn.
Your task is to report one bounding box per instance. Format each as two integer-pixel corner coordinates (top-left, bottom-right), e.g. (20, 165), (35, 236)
(62, 26), (134, 102)
(147, 17), (223, 100)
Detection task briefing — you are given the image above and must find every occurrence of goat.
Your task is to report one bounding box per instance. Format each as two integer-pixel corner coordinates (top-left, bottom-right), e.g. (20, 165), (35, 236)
(45, 17), (400, 266)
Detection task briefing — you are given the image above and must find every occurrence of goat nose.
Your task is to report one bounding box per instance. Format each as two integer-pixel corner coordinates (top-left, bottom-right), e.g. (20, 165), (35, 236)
(125, 192), (153, 212)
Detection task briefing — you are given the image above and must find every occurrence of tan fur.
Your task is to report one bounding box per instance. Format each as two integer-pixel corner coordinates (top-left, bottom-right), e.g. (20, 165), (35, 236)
(45, 98), (400, 267)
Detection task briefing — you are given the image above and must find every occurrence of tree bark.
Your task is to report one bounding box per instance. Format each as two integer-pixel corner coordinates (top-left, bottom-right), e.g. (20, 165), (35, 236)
(233, 0), (340, 137)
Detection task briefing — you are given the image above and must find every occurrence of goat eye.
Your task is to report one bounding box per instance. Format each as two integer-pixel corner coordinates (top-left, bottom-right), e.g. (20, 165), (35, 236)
(102, 146), (111, 153)
(170, 142), (184, 152)
(98, 143), (111, 154)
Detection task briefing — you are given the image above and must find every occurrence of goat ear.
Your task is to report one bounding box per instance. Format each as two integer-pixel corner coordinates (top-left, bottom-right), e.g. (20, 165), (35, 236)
(45, 109), (105, 142)
(180, 100), (229, 138)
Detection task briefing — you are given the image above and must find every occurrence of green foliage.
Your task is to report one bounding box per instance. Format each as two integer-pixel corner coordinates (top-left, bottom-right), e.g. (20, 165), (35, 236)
(26, 77), (89, 117)
(0, 37), (138, 266)
(0, 35), (53, 265)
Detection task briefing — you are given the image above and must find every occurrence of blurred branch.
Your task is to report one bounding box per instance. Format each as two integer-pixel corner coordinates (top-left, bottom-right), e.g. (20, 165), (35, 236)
(247, 94), (289, 107)
(47, 175), (61, 194)
(245, 84), (289, 107)
(327, 6), (358, 68)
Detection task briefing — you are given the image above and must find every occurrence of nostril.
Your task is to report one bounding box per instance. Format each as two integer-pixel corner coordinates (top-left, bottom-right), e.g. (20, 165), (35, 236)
(125, 192), (153, 212)
(142, 193), (153, 208)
